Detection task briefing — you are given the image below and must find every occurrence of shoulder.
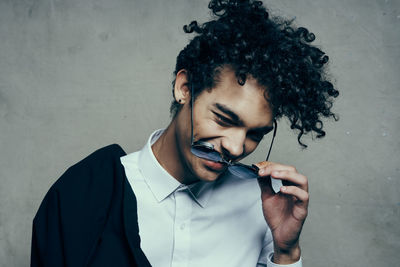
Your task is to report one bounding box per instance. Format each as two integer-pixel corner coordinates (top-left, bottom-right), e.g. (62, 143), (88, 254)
(55, 144), (126, 185)
(48, 144), (127, 207)
(71, 143), (126, 169)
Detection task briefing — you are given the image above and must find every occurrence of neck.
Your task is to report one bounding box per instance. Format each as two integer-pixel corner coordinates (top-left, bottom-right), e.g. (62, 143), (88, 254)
(151, 120), (195, 184)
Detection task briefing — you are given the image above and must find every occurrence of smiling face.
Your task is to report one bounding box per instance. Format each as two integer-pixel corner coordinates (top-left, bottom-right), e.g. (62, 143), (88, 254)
(167, 66), (274, 184)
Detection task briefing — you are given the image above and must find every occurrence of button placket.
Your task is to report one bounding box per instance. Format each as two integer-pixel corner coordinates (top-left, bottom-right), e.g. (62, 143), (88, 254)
(171, 188), (192, 267)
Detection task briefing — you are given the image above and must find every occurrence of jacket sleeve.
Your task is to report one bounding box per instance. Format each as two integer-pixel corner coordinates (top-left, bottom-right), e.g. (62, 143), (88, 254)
(31, 185), (65, 267)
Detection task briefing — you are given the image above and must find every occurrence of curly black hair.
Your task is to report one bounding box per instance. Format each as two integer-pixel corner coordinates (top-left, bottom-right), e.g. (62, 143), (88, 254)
(171, 0), (339, 148)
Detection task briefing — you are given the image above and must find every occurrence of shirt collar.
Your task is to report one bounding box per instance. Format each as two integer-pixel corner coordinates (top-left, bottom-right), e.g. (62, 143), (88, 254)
(186, 181), (214, 208)
(138, 129), (214, 208)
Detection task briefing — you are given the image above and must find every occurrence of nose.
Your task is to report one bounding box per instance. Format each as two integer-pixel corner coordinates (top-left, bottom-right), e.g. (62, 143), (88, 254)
(220, 130), (246, 160)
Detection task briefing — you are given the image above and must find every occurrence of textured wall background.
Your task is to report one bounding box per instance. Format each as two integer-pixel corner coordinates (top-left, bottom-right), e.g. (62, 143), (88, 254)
(0, 0), (399, 266)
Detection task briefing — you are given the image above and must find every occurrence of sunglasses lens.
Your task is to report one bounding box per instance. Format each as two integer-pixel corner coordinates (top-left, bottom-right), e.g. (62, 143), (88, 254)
(191, 147), (222, 162)
(227, 164), (258, 179)
(191, 142), (258, 179)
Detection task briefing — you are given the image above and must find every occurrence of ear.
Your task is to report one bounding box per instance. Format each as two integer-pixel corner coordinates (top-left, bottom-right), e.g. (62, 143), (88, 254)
(174, 69), (191, 104)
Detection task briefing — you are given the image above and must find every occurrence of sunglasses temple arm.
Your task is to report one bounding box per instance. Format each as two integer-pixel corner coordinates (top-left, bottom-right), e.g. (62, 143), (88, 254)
(190, 83), (194, 146)
(265, 119), (277, 161)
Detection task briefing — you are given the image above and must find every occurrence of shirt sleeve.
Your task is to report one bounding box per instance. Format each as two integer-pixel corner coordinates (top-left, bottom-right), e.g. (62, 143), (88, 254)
(265, 252), (302, 267)
(257, 228), (302, 267)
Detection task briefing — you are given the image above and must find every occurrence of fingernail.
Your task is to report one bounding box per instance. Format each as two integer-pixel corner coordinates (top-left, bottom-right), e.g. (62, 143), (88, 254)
(281, 186), (286, 191)
(259, 169), (265, 175)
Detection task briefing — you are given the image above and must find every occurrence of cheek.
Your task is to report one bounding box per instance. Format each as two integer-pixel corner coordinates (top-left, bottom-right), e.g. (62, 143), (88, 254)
(243, 140), (259, 155)
(193, 118), (220, 138)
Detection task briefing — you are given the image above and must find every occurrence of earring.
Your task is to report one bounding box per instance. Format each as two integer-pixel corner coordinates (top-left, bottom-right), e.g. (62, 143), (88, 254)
(178, 99), (182, 103)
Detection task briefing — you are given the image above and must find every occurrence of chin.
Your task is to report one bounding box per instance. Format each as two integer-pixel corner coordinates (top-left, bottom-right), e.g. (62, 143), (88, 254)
(203, 171), (220, 180)
(195, 160), (227, 182)
(185, 152), (226, 183)
(196, 172), (221, 182)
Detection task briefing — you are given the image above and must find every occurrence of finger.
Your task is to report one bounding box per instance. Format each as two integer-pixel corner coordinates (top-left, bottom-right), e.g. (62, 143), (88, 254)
(257, 176), (274, 195)
(271, 170), (308, 191)
(258, 176), (284, 194)
(281, 185), (309, 204)
(255, 162), (298, 177)
(254, 161), (274, 169)
(281, 186), (309, 221)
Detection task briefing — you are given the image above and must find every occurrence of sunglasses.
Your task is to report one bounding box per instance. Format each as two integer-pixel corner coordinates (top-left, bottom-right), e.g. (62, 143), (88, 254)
(189, 84), (277, 179)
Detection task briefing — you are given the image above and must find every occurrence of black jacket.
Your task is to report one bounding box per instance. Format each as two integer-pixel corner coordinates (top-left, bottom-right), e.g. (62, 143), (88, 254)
(31, 144), (151, 267)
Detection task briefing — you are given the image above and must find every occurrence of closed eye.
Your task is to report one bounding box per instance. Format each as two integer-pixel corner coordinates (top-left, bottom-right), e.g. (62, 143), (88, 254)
(213, 112), (234, 126)
(248, 128), (273, 142)
(248, 131), (265, 142)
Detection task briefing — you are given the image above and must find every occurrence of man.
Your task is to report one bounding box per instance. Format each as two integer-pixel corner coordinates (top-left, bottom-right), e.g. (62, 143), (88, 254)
(31, 0), (339, 266)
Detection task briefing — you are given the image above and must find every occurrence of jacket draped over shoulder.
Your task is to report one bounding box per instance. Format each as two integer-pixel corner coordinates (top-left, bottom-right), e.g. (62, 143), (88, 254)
(31, 144), (151, 267)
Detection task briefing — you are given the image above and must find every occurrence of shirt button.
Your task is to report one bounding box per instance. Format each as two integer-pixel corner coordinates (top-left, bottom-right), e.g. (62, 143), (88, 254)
(180, 223), (185, 230)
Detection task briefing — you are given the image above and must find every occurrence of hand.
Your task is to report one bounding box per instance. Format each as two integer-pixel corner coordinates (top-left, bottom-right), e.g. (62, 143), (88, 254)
(255, 161), (309, 264)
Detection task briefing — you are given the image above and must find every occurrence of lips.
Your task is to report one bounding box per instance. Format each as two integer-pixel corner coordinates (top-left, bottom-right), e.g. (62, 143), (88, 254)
(203, 159), (227, 172)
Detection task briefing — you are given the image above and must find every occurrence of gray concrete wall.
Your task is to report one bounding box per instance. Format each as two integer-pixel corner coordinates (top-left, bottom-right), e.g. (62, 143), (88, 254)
(0, 0), (399, 266)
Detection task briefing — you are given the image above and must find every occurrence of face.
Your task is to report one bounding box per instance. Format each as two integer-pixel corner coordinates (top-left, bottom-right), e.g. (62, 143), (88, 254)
(174, 67), (274, 183)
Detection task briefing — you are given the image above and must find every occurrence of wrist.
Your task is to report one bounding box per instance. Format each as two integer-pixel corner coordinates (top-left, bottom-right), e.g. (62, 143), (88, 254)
(272, 245), (301, 264)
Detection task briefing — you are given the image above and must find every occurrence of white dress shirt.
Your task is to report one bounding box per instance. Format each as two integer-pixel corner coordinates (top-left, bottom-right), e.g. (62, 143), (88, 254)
(120, 129), (302, 267)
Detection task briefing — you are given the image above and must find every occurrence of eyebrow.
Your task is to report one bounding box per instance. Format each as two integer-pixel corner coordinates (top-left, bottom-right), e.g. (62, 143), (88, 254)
(214, 103), (243, 125)
(213, 103), (274, 133)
